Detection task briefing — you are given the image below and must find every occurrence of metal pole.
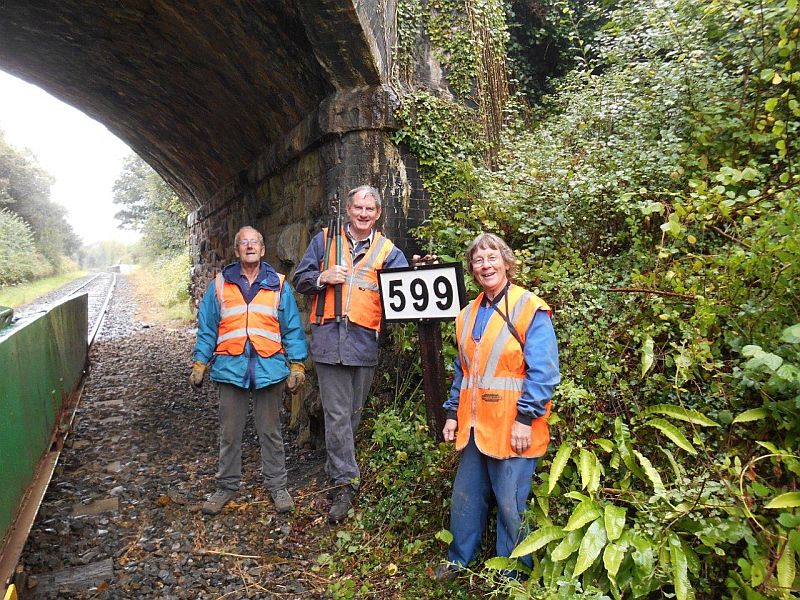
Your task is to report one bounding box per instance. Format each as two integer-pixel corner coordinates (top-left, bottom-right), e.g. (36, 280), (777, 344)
(333, 193), (343, 322)
(315, 218), (335, 324)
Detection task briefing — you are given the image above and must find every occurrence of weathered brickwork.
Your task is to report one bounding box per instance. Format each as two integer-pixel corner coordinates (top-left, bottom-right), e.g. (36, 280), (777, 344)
(188, 130), (429, 297)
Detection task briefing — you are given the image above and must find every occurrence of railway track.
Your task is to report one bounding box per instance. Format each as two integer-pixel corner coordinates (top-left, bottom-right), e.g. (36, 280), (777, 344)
(1, 271), (117, 598)
(12, 272), (116, 343)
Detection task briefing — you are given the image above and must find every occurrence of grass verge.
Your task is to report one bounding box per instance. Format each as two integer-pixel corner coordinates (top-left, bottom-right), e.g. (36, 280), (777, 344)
(0, 271), (87, 307)
(129, 253), (193, 324)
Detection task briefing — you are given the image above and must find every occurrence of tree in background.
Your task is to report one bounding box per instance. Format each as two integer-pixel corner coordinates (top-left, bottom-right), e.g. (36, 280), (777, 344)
(113, 153), (191, 318)
(79, 240), (133, 270)
(113, 154), (188, 260)
(0, 129), (80, 283)
(0, 208), (51, 285)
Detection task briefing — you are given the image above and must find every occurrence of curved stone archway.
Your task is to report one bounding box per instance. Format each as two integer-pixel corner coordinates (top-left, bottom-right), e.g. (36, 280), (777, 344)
(0, 1), (396, 208)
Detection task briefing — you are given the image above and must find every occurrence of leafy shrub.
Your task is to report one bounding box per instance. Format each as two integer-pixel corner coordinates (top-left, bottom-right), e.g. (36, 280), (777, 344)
(0, 208), (51, 286)
(392, 0), (800, 597)
(132, 251), (191, 321)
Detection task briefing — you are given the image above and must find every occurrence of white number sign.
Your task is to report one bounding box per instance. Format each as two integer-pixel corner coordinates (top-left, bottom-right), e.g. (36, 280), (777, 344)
(377, 263), (467, 322)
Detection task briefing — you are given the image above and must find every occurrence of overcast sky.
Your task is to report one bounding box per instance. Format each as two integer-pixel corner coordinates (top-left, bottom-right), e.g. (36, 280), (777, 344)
(0, 70), (140, 245)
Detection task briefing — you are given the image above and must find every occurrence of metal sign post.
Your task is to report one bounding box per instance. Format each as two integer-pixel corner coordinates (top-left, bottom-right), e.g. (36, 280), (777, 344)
(378, 263), (467, 441)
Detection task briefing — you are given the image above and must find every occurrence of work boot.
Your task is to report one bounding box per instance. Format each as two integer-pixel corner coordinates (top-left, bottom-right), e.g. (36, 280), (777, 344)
(328, 485), (354, 524)
(202, 489), (235, 515)
(271, 488), (294, 514)
(434, 563), (459, 582)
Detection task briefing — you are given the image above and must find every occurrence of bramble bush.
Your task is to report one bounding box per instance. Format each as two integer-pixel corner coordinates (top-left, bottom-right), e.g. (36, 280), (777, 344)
(385, 0), (800, 598)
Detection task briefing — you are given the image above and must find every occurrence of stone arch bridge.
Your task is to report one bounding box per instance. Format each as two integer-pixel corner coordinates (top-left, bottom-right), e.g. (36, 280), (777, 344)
(0, 1), (446, 290)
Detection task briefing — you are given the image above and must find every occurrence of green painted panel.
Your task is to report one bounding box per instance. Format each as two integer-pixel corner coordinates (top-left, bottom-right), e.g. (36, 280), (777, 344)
(0, 294), (88, 547)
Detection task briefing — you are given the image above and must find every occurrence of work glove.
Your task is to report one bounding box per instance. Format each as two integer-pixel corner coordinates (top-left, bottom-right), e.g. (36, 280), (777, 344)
(189, 361), (207, 389)
(286, 362), (306, 392)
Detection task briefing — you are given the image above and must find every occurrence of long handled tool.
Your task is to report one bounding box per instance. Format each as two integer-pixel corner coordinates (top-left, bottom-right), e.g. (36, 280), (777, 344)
(315, 197), (337, 324)
(333, 192), (343, 322)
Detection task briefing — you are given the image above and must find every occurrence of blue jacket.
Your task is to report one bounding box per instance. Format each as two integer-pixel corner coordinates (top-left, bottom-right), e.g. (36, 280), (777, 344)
(292, 227), (408, 366)
(193, 261), (308, 389)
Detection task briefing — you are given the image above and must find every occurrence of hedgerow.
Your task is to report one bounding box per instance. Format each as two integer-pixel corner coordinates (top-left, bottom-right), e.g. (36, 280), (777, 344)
(344, 0), (800, 598)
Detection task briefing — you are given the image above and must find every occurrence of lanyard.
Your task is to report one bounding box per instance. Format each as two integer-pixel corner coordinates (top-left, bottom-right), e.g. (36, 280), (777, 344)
(485, 283), (524, 350)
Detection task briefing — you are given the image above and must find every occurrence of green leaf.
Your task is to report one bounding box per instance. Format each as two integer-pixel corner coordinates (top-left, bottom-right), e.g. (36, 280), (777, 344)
(780, 323), (800, 344)
(633, 450), (666, 496)
(669, 535), (694, 600)
(645, 418), (697, 454)
(511, 526), (566, 557)
(574, 518), (608, 577)
(765, 492), (800, 509)
(565, 491), (590, 502)
(578, 449), (602, 493)
(604, 504), (627, 542)
(732, 407), (769, 424)
(548, 443), (572, 495)
(615, 418), (646, 480)
(435, 529), (453, 545)
(593, 438), (615, 453)
(484, 556), (516, 571)
(661, 214), (683, 236)
(641, 336), (654, 377)
(757, 441), (780, 453)
(660, 446), (684, 481)
(603, 542), (627, 578)
(640, 201), (664, 216)
(551, 529), (582, 561)
(564, 500), (603, 531)
(778, 512), (800, 529)
(777, 543), (795, 599)
(641, 404), (719, 427)
(743, 346), (784, 372)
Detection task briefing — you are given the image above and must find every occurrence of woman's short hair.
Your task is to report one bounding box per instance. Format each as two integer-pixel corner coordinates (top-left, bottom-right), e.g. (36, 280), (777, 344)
(465, 233), (518, 280)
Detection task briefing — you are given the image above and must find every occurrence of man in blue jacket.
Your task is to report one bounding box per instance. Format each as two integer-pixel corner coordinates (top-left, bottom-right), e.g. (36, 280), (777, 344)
(190, 226), (308, 516)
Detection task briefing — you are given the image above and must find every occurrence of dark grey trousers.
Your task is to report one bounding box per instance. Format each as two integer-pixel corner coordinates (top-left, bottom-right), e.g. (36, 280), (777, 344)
(216, 382), (287, 493)
(315, 362), (375, 486)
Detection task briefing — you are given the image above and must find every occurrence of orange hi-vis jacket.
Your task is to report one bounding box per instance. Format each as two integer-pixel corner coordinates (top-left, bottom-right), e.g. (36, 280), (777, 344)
(455, 284), (552, 459)
(311, 228), (396, 331)
(213, 272), (285, 358)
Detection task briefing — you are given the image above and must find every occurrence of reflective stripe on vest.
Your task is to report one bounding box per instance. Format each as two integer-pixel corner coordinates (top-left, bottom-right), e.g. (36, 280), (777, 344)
(213, 272), (284, 357)
(310, 228), (395, 331)
(455, 284), (552, 459)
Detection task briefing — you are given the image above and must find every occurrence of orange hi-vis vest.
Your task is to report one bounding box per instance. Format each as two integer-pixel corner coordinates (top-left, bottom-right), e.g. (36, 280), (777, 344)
(213, 272), (285, 358)
(311, 228), (395, 331)
(455, 284), (552, 459)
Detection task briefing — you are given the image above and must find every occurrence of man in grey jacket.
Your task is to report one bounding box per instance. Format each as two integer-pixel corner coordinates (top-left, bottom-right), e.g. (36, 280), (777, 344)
(293, 186), (432, 524)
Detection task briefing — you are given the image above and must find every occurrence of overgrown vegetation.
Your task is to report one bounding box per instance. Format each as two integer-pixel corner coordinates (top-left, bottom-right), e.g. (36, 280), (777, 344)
(321, 0), (800, 597)
(113, 154), (190, 320)
(0, 130), (81, 284)
(130, 253), (193, 322)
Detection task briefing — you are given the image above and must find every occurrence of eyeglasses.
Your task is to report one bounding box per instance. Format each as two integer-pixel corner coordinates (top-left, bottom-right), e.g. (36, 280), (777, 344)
(237, 239), (261, 247)
(471, 255), (501, 267)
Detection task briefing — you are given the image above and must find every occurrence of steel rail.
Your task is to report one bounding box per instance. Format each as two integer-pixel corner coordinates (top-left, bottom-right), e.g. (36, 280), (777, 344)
(86, 273), (116, 345)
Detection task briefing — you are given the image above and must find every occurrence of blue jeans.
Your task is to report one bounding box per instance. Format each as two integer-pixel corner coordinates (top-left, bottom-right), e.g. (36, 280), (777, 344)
(447, 432), (538, 569)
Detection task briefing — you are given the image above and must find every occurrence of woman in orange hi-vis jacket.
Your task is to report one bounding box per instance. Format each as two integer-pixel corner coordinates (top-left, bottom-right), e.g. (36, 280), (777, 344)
(436, 233), (561, 581)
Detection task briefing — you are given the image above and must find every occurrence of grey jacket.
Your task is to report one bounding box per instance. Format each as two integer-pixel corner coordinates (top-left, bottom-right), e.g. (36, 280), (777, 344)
(292, 227), (408, 366)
